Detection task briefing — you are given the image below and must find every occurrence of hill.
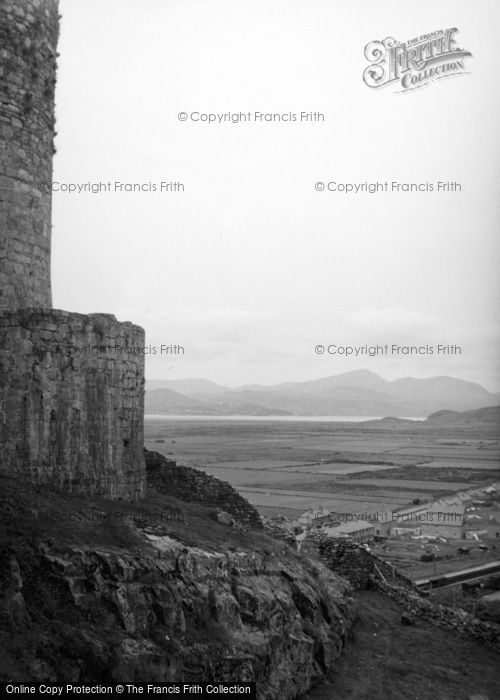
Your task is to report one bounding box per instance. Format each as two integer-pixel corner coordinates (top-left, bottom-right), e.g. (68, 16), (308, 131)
(145, 370), (499, 417)
(2, 470), (499, 698)
(146, 387), (209, 414)
(146, 378), (229, 395)
(145, 388), (292, 416)
(425, 405), (500, 428)
(361, 405), (500, 430)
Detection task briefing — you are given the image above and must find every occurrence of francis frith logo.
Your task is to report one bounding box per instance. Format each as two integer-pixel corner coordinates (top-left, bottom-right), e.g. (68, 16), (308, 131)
(363, 28), (472, 91)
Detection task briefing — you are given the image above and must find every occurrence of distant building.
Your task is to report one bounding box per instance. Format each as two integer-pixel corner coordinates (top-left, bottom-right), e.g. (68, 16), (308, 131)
(391, 501), (433, 526)
(388, 487), (499, 541)
(390, 497), (465, 539)
(323, 520), (375, 543)
(487, 518), (500, 540)
(390, 525), (422, 537)
(419, 499), (465, 539)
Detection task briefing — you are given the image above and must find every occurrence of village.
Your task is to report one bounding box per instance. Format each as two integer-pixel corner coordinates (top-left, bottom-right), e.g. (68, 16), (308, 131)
(282, 483), (500, 579)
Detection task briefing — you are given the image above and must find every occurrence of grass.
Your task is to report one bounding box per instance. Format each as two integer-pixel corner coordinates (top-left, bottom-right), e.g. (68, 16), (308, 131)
(0, 474), (285, 559)
(302, 590), (500, 700)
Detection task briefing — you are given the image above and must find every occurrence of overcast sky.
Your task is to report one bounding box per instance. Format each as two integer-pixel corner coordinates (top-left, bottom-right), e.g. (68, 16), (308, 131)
(52, 0), (500, 391)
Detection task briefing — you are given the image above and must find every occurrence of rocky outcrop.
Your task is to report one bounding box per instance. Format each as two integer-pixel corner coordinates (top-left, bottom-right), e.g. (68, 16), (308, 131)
(0, 479), (356, 698)
(146, 449), (262, 528)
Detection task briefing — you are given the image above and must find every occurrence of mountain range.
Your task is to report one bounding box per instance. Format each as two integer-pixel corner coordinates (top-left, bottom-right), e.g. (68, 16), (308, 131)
(145, 370), (500, 418)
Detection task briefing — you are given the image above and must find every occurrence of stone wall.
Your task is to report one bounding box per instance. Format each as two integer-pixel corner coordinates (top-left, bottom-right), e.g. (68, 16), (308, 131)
(145, 449), (262, 528)
(0, 2), (148, 501)
(304, 532), (500, 653)
(304, 533), (418, 591)
(0, 309), (145, 498)
(372, 578), (500, 653)
(0, 0), (59, 310)
(262, 518), (299, 546)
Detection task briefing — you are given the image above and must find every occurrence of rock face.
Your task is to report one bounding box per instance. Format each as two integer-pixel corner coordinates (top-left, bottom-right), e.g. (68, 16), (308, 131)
(0, 0), (59, 310)
(0, 309), (145, 498)
(0, 481), (357, 698)
(146, 449), (262, 527)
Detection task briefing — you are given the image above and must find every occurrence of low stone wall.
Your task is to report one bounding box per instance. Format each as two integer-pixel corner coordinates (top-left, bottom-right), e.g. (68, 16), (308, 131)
(372, 577), (500, 653)
(0, 309), (145, 499)
(145, 449), (262, 528)
(262, 518), (298, 546)
(304, 533), (500, 652)
(304, 532), (418, 591)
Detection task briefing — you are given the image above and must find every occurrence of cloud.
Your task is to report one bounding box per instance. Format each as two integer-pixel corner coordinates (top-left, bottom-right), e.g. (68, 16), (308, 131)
(114, 303), (500, 391)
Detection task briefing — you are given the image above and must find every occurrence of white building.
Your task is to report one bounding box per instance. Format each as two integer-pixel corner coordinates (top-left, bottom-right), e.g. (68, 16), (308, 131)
(323, 520), (375, 543)
(419, 498), (465, 539)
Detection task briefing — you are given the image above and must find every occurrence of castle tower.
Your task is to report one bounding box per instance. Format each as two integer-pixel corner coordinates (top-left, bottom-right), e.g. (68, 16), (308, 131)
(0, 0), (58, 310)
(0, 0), (146, 499)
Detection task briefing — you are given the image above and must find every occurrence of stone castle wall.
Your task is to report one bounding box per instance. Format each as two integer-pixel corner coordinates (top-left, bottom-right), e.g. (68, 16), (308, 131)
(0, 310), (145, 498)
(0, 0), (59, 310)
(0, 1), (147, 500)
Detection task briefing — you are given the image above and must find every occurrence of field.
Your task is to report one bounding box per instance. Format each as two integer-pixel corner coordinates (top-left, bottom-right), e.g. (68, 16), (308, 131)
(144, 417), (500, 521)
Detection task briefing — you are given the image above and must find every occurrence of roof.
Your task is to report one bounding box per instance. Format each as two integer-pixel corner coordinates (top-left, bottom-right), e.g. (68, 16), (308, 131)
(427, 500), (465, 514)
(324, 520), (375, 535)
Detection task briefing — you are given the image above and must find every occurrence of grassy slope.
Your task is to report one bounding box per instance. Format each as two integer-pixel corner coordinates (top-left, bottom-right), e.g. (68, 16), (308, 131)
(304, 590), (500, 700)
